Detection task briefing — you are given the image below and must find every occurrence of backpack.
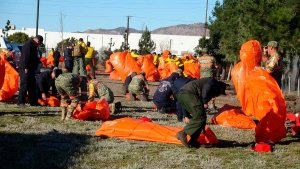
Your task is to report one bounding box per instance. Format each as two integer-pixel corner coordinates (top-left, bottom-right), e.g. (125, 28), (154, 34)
(73, 44), (83, 57)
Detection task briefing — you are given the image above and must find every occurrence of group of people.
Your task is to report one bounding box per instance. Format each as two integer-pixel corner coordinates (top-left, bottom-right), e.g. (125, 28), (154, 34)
(16, 35), (283, 148)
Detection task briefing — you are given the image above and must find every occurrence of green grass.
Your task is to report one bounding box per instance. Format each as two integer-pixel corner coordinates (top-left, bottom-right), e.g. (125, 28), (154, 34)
(1, 74), (300, 169)
(1, 103), (300, 169)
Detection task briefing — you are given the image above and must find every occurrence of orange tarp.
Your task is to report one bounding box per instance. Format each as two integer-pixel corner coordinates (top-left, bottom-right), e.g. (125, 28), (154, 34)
(211, 105), (256, 129)
(140, 54), (160, 81)
(109, 70), (122, 81)
(46, 54), (54, 67)
(109, 52), (141, 82)
(95, 117), (218, 145)
(38, 96), (60, 107)
(72, 99), (110, 121)
(105, 60), (113, 73)
(158, 62), (178, 80)
(232, 40), (286, 143)
(0, 53), (19, 101)
(183, 62), (200, 79)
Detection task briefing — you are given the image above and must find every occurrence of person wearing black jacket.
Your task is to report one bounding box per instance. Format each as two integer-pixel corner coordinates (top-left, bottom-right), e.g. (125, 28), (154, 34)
(64, 45), (73, 72)
(36, 68), (62, 100)
(18, 35), (43, 106)
(53, 48), (61, 68)
(176, 77), (227, 148)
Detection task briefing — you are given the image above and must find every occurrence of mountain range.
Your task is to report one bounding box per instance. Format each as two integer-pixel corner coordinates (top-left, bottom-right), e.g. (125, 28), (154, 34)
(83, 23), (208, 36)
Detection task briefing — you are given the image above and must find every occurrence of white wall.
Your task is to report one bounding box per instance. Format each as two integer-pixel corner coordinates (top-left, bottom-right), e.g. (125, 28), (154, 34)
(4, 28), (202, 55)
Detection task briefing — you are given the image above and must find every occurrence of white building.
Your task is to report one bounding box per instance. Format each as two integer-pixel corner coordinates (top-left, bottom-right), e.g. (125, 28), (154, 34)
(3, 28), (203, 55)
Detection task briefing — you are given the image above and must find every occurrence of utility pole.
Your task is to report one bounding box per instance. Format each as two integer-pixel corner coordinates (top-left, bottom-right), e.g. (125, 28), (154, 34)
(108, 37), (115, 51)
(204, 0), (208, 38)
(125, 16), (132, 50)
(36, 0), (40, 36)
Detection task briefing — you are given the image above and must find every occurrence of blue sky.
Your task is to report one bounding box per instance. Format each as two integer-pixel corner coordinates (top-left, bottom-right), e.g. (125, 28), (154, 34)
(1, 0), (223, 32)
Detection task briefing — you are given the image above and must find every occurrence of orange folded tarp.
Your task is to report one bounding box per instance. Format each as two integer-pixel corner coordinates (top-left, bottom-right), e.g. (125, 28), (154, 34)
(0, 53), (19, 101)
(211, 105), (256, 129)
(73, 99), (110, 121)
(95, 117), (218, 145)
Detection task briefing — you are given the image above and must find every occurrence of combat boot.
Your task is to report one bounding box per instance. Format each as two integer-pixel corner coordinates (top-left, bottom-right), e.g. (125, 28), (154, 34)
(140, 94), (148, 102)
(176, 130), (191, 148)
(61, 107), (67, 121)
(110, 103), (116, 114)
(115, 102), (122, 113)
(66, 106), (75, 120)
(129, 93), (135, 101)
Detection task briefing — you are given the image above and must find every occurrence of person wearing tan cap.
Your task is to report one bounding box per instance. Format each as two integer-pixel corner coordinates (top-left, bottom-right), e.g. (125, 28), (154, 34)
(265, 41), (283, 88)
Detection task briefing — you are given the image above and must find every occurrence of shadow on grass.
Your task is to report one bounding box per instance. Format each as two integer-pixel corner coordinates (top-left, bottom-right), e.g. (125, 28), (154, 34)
(0, 111), (58, 117)
(0, 131), (92, 169)
(215, 139), (252, 148)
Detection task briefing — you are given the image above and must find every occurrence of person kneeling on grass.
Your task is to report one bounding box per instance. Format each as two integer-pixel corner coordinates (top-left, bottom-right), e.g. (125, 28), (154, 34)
(122, 72), (137, 95)
(176, 77), (227, 148)
(128, 71), (149, 101)
(152, 72), (180, 113)
(87, 75), (121, 114)
(55, 73), (87, 120)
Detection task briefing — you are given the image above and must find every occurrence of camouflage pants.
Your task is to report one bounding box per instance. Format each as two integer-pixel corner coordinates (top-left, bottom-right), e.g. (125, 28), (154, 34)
(73, 56), (87, 76)
(55, 76), (80, 106)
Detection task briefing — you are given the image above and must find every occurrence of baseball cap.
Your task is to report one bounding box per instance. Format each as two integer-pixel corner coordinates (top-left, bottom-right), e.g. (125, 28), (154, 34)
(267, 41), (279, 48)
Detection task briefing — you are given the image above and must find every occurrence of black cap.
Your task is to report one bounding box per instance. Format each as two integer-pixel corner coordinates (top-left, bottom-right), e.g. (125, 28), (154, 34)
(36, 35), (43, 43)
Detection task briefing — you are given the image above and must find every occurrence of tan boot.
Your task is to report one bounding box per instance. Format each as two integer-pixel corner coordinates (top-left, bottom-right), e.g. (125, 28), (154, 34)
(110, 103), (116, 114)
(66, 106), (75, 120)
(61, 107), (67, 121)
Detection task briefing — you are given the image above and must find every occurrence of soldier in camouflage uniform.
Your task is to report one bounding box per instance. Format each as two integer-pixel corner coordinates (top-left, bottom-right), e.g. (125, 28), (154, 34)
(198, 48), (217, 78)
(87, 76), (114, 103)
(128, 72), (149, 101)
(55, 73), (86, 120)
(198, 48), (218, 111)
(87, 76), (121, 114)
(264, 41), (283, 88)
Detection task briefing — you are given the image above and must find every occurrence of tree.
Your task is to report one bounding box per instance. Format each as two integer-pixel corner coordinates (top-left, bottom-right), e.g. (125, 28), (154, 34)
(138, 27), (156, 55)
(56, 37), (77, 52)
(208, 0), (300, 86)
(8, 32), (30, 43)
(209, 0), (299, 62)
(2, 20), (14, 37)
